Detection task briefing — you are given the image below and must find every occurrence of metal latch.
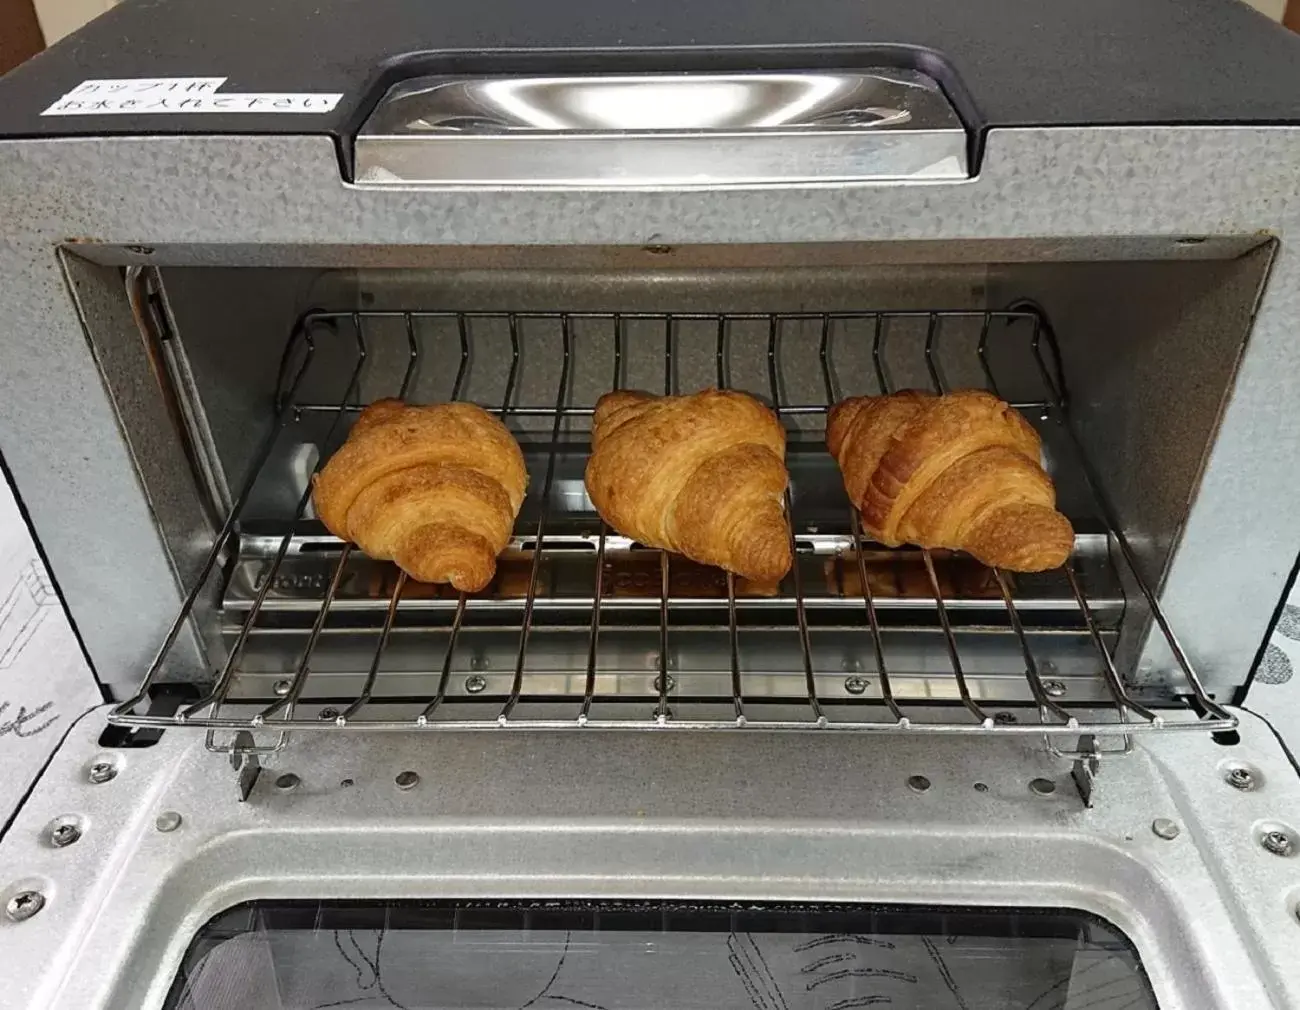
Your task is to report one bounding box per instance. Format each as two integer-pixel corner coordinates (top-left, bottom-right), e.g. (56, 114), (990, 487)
(228, 731), (263, 802)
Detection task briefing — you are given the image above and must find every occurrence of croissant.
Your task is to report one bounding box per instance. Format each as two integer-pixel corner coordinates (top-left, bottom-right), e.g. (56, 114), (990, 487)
(585, 389), (793, 583)
(826, 389), (1073, 572)
(312, 399), (527, 592)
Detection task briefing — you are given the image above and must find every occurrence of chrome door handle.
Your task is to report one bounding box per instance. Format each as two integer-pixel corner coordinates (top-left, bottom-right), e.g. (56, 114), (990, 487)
(354, 70), (970, 187)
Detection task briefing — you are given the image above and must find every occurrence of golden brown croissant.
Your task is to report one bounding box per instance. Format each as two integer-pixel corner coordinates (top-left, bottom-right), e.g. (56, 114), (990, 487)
(826, 389), (1073, 572)
(585, 389), (792, 583)
(312, 399), (527, 592)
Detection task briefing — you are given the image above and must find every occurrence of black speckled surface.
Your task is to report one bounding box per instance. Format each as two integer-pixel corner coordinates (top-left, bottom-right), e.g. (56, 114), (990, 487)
(2, 0), (1300, 143)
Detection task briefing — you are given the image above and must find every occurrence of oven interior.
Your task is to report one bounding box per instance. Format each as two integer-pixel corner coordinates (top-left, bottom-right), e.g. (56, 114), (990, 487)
(67, 239), (1271, 742)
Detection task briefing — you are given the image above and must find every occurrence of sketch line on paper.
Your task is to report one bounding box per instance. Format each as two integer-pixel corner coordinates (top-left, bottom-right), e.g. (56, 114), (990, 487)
(806, 967), (919, 990)
(728, 933), (790, 1010)
(519, 928), (572, 1010)
(921, 936), (972, 1010)
(0, 559), (59, 670)
(333, 929), (374, 990)
(315, 929), (408, 1010)
(0, 700), (57, 739)
(550, 997), (610, 1010)
(516, 929), (610, 1010)
(793, 933), (896, 951)
(800, 952), (857, 973)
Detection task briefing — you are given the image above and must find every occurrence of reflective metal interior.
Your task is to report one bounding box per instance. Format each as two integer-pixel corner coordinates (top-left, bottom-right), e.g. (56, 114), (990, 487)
(108, 304), (1234, 742)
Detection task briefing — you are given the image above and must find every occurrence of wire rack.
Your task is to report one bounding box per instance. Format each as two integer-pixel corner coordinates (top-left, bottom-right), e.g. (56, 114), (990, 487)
(110, 305), (1236, 744)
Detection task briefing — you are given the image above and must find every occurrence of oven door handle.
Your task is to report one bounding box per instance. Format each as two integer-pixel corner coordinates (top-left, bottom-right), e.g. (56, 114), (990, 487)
(352, 70), (970, 187)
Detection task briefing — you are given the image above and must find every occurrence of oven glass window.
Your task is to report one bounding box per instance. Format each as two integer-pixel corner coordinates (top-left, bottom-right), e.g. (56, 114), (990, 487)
(163, 901), (1157, 1010)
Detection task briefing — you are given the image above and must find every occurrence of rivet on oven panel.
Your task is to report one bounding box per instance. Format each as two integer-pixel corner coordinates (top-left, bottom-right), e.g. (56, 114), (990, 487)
(395, 771), (420, 790)
(318, 707), (340, 722)
(87, 761), (118, 784)
(844, 676), (870, 695)
(464, 674), (487, 694)
(1029, 778), (1057, 796)
(155, 811), (183, 833)
(906, 775), (931, 793)
(5, 890), (45, 923)
(274, 773), (301, 793)
(1225, 766), (1257, 791)
(1043, 681), (1067, 698)
(273, 679), (292, 697)
(1262, 830), (1295, 858)
(654, 674), (676, 693)
(1151, 818), (1181, 840)
(993, 711), (1018, 725)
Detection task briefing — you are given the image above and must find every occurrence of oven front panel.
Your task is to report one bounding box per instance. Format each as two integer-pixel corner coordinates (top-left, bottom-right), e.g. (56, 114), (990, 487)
(0, 708), (1296, 1010)
(4, 126), (1300, 706)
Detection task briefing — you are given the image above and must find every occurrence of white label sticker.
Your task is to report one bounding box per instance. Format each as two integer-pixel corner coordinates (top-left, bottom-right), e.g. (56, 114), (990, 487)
(42, 77), (342, 116)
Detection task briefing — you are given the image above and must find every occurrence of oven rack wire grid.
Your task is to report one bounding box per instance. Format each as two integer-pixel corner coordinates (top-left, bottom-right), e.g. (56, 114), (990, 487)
(111, 304), (1237, 746)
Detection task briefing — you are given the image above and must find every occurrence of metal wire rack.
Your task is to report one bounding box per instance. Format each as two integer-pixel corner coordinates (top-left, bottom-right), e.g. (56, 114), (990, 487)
(110, 305), (1236, 744)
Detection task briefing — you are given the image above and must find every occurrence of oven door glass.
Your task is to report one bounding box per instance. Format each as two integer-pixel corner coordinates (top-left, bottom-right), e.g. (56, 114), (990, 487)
(163, 900), (1157, 1010)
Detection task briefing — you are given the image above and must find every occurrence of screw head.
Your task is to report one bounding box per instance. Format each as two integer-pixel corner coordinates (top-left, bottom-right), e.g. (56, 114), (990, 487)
(993, 711), (1018, 725)
(273, 679), (291, 697)
(464, 674), (487, 694)
(87, 761), (117, 784)
(5, 890), (45, 922)
(906, 775), (931, 793)
(1262, 830), (1295, 858)
(395, 770), (420, 790)
(155, 811), (183, 833)
(274, 773), (301, 793)
(1043, 680), (1068, 698)
(844, 676), (870, 695)
(48, 822), (81, 848)
(1152, 818), (1181, 840)
(1225, 767), (1256, 791)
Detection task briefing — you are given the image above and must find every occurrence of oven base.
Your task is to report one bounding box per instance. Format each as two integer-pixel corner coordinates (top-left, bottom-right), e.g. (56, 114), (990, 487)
(0, 707), (1297, 1008)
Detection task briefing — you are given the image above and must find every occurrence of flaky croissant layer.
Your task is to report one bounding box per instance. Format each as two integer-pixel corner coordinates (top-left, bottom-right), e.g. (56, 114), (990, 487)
(827, 389), (1074, 573)
(313, 399), (527, 592)
(585, 389), (793, 583)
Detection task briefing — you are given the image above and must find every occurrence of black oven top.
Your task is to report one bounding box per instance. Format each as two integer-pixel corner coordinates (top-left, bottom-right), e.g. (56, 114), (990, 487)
(2, 0), (1300, 148)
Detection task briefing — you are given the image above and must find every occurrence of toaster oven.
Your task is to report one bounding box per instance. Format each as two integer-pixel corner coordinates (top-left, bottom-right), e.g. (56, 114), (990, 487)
(2, 0), (1300, 1006)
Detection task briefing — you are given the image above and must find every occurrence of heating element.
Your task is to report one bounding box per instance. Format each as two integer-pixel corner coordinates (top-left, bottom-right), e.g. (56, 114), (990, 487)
(110, 306), (1235, 742)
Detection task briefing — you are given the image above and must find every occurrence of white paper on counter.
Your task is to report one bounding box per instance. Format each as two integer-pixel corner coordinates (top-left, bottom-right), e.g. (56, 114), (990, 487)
(0, 468), (102, 809)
